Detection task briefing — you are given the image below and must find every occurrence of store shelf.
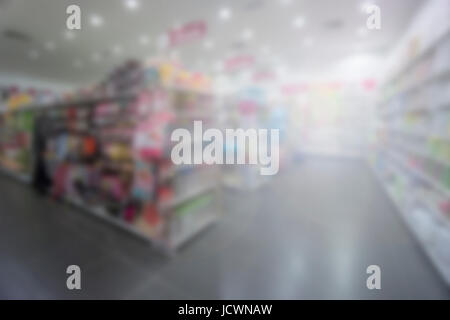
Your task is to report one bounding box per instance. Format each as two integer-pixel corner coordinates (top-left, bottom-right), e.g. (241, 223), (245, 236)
(381, 102), (450, 120)
(373, 5), (450, 286)
(0, 72), (222, 253)
(171, 211), (217, 249)
(387, 150), (450, 198)
(0, 94), (135, 115)
(0, 166), (31, 183)
(384, 29), (450, 87)
(391, 140), (450, 168)
(370, 165), (450, 285)
(385, 159), (450, 229)
(64, 196), (170, 253)
(159, 182), (216, 212)
(381, 67), (450, 105)
(386, 125), (450, 142)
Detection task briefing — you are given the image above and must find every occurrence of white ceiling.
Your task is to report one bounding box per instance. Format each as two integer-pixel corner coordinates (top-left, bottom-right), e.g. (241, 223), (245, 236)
(0, 0), (425, 87)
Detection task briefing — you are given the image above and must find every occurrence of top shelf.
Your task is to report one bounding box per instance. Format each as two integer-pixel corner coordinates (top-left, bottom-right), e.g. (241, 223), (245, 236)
(380, 67), (450, 105)
(0, 85), (215, 116)
(0, 94), (135, 115)
(384, 29), (450, 88)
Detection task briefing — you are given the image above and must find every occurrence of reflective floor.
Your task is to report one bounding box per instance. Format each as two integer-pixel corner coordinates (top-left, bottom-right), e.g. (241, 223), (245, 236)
(0, 158), (448, 299)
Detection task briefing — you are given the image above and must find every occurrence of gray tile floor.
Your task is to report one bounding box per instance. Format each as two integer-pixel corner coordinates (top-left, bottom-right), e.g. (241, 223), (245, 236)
(0, 158), (449, 299)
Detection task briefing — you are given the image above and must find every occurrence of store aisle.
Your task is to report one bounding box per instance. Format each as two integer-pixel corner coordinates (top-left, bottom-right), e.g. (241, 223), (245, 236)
(0, 159), (448, 299)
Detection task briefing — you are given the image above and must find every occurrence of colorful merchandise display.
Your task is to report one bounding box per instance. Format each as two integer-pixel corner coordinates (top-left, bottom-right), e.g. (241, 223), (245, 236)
(0, 110), (34, 180)
(0, 60), (221, 251)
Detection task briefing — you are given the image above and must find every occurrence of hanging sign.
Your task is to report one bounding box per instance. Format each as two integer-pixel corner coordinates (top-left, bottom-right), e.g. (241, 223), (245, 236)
(168, 21), (207, 47)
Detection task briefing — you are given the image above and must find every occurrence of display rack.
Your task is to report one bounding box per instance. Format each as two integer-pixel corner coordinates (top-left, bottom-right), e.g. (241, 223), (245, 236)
(370, 0), (450, 285)
(0, 61), (223, 253)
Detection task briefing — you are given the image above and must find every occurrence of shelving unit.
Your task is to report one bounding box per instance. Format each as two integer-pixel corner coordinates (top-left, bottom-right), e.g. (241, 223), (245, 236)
(370, 0), (450, 285)
(0, 61), (223, 254)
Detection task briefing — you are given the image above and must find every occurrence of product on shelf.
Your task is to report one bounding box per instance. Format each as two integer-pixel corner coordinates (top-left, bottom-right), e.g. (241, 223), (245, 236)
(0, 110), (34, 177)
(0, 59), (221, 251)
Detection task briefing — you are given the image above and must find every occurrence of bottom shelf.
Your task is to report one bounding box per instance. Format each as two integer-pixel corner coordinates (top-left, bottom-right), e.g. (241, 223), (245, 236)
(0, 166), (31, 183)
(370, 163), (450, 286)
(0, 165), (219, 254)
(65, 195), (219, 253)
(170, 212), (218, 249)
(65, 196), (158, 243)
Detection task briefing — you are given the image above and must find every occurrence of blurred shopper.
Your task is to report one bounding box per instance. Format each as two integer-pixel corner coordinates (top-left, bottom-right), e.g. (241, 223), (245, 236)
(32, 114), (51, 194)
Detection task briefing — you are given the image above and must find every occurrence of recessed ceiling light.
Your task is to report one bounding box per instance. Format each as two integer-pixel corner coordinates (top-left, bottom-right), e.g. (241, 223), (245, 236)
(204, 40), (214, 50)
(124, 0), (140, 10)
(112, 45), (123, 55)
(28, 50), (39, 60)
(219, 8), (232, 21)
(293, 16), (305, 29)
(89, 14), (104, 27)
(44, 41), (56, 51)
(139, 35), (150, 45)
(242, 29), (254, 41)
(63, 30), (76, 40)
